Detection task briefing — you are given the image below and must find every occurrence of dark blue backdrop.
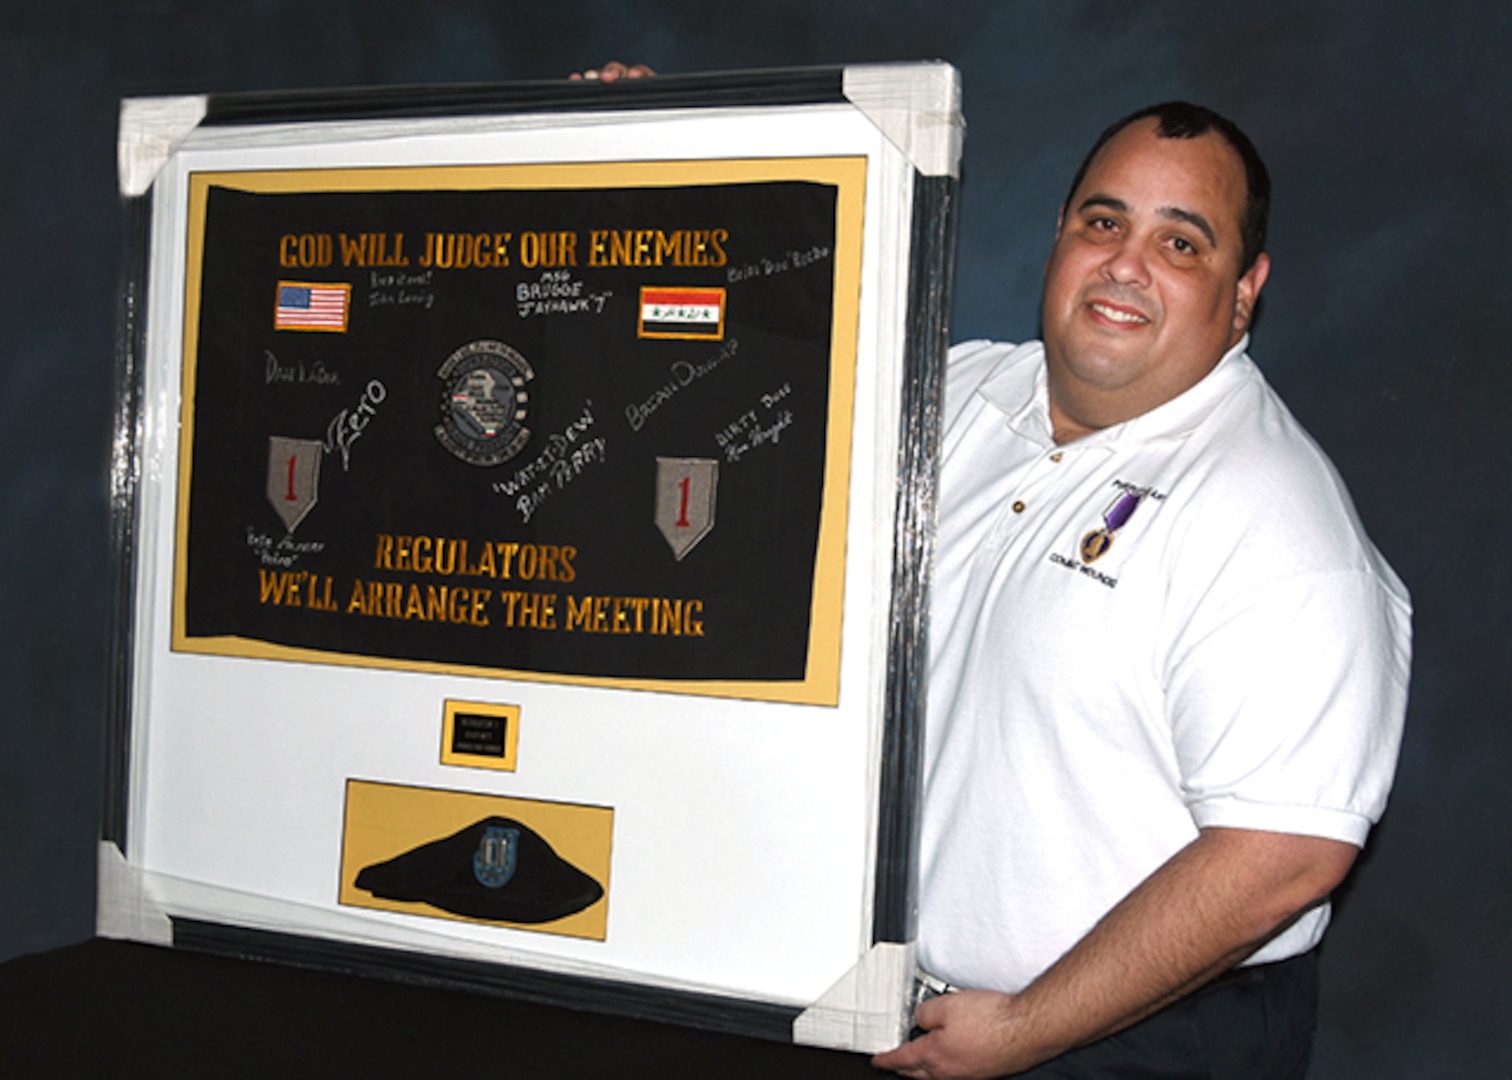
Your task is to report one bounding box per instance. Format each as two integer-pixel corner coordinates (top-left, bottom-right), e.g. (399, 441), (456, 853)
(3, 2), (1507, 1075)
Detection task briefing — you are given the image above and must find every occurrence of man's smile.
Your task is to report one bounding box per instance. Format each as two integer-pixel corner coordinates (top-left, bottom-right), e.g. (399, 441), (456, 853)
(1088, 299), (1151, 326)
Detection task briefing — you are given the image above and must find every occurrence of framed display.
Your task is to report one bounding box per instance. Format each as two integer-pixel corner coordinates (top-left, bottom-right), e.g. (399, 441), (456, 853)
(103, 64), (960, 1052)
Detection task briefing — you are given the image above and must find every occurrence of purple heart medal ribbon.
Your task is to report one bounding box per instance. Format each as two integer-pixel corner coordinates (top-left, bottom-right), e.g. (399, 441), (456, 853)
(1080, 490), (1143, 563)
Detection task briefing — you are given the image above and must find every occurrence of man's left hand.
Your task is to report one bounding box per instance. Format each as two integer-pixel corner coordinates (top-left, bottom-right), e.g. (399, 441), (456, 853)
(569, 61), (656, 82)
(873, 990), (1037, 1080)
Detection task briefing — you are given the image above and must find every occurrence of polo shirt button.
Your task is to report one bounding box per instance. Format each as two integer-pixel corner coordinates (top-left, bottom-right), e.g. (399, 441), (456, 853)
(1011, 500), (1026, 513)
(1049, 452), (1064, 463)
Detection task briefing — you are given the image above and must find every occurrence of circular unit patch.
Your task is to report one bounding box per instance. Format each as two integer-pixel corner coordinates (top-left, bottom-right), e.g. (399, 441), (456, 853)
(434, 339), (535, 466)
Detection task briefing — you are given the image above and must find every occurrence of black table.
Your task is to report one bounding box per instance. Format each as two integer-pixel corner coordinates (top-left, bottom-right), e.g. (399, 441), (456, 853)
(0, 939), (889, 1078)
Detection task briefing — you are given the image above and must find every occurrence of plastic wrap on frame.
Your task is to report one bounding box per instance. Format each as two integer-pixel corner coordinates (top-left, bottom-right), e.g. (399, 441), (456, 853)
(792, 169), (959, 1055)
(105, 63), (961, 1053)
(873, 173), (957, 945)
(104, 195), (150, 850)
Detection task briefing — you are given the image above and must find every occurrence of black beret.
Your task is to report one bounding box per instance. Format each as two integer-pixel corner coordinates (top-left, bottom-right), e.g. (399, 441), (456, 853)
(354, 816), (604, 924)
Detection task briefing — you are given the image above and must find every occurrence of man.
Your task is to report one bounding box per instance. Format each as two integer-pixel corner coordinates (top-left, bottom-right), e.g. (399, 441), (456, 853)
(874, 104), (1411, 1078)
(576, 67), (1408, 1076)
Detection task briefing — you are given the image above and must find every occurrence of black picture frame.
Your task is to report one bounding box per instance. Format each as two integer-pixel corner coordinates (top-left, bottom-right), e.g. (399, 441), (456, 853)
(105, 63), (960, 1052)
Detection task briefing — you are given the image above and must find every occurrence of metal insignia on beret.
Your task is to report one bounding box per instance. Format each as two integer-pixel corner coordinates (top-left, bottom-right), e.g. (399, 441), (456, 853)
(434, 339), (534, 466)
(473, 824), (520, 889)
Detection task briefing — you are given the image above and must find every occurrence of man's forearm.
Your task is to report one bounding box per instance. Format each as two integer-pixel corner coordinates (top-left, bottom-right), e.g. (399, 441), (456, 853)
(876, 826), (1358, 1078)
(1003, 826), (1357, 1061)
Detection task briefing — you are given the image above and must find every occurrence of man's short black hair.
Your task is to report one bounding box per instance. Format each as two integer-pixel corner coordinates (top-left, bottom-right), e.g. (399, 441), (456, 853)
(1063, 102), (1271, 274)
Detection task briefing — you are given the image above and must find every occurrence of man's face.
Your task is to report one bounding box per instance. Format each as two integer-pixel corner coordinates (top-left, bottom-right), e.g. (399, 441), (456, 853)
(1040, 117), (1270, 440)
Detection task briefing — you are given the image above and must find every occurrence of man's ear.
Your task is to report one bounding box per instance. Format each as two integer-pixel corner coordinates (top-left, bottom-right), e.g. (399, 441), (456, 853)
(1232, 252), (1271, 340)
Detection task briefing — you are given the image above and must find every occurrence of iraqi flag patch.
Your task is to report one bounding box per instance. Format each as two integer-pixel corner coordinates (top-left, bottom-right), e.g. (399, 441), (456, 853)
(638, 286), (726, 340)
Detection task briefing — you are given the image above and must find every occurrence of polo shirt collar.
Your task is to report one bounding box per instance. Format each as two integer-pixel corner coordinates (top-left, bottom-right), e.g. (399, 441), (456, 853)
(981, 335), (1254, 448)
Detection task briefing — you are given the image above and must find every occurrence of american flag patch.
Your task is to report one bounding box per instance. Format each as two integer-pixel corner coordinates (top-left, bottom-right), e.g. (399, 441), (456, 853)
(275, 282), (351, 331)
(638, 287), (725, 340)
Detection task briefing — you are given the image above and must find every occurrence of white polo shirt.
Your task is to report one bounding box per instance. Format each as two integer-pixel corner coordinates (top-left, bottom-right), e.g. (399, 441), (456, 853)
(917, 338), (1412, 994)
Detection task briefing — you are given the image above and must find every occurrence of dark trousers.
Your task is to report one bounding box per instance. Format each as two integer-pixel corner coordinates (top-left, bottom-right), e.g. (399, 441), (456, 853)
(1009, 950), (1319, 1079)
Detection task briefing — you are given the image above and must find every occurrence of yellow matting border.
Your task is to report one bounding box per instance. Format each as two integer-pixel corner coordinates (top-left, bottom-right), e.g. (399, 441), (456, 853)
(171, 157), (867, 706)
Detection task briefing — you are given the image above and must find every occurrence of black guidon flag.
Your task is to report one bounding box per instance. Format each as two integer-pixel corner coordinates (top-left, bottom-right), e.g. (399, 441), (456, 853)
(354, 816), (603, 924)
(184, 178), (840, 683)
